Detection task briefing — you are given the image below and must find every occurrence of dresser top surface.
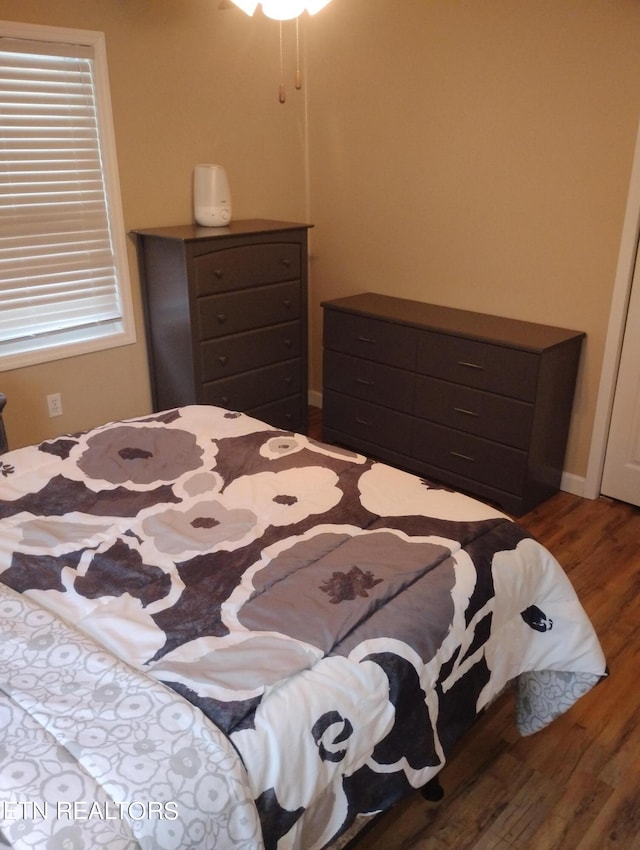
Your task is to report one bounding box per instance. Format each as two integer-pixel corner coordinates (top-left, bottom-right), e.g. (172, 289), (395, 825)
(322, 292), (584, 352)
(131, 219), (312, 242)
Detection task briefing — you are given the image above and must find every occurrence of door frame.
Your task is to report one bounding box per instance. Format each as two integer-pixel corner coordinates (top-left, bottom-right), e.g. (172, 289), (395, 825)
(585, 118), (640, 499)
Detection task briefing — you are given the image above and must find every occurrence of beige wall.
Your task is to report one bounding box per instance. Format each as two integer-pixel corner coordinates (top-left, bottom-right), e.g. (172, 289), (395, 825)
(2, 0), (640, 484)
(0, 0), (308, 447)
(306, 0), (640, 480)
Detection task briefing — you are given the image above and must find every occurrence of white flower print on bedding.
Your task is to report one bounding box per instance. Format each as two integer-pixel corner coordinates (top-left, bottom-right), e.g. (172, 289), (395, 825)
(0, 582), (263, 850)
(357, 462), (507, 522)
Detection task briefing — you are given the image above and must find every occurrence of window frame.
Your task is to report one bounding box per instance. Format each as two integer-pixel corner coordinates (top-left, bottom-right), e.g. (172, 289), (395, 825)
(0, 19), (136, 372)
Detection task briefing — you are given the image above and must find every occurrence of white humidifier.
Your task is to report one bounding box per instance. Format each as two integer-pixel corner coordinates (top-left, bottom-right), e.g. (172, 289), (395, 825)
(193, 164), (232, 227)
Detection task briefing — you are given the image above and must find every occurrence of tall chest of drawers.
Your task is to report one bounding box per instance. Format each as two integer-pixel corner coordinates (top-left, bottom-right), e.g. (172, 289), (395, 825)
(322, 292), (584, 515)
(133, 220), (311, 432)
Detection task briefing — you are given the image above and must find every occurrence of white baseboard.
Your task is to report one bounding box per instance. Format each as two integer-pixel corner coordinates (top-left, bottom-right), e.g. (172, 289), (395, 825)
(560, 471), (587, 498)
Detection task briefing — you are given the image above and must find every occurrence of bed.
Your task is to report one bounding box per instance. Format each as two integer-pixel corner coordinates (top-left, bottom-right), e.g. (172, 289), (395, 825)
(0, 405), (606, 850)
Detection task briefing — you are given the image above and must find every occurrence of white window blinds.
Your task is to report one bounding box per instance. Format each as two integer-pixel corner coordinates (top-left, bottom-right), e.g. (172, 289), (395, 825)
(0, 25), (134, 369)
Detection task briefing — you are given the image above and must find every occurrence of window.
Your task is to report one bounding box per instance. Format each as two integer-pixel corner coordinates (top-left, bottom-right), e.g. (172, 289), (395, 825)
(0, 21), (135, 371)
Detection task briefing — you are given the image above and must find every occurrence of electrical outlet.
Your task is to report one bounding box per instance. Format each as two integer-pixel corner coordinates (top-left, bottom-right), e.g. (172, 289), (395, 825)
(47, 393), (63, 418)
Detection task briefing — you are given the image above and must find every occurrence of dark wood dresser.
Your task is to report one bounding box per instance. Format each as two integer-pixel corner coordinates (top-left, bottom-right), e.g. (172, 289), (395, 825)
(133, 220), (311, 433)
(0, 392), (7, 454)
(322, 292), (584, 515)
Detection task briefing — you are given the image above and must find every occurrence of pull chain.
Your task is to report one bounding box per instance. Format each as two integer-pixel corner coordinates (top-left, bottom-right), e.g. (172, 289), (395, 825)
(278, 17), (303, 103)
(278, 20), (286, 103)
(295, 16), (302, 90)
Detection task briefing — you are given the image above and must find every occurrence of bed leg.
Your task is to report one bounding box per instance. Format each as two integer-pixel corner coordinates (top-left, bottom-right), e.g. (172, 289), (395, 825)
(421, 777), (444, 803)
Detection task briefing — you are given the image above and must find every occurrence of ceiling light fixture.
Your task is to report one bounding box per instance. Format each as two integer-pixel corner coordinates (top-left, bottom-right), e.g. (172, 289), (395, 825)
(227, 0), (332, 102)
(229, 0), (332, 21)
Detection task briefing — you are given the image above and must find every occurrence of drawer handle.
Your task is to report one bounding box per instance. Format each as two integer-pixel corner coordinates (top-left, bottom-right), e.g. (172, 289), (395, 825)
(450, 450), (475, 462)
(218, 355), (229, 366)
(216, 313), (227, 324)
(283, 338), (292, 348)
(214, 269), (224, 280)
(454, 407), (479, 417)
(358, 336), (376, 344)
(221, 395), (229, 404)
(458, 360), (484, 370)
(284, 376), (293, 385)
(283, 299), (292, 309)
(280, 257), (292, 268)
(356, 377), (374, 386)
(356, 417), (372, 427)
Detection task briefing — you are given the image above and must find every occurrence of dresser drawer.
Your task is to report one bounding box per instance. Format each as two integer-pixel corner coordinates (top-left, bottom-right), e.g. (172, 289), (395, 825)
(323, 390), (413, 454)
(416, 330), (539, 402)
(202, 359), (301, 409)
(249, 396), (303, 432)
(414, 375), (533, 449)
(324, 309), (417, 370)
(198, 281), (300, 340)
(195, 242), (301, 295)
(412, 419), (527, 494)
(200, 321), (301, 381)
(323, 350), (414, 413)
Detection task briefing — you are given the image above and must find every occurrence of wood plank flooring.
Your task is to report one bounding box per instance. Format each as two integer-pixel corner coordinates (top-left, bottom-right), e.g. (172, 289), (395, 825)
(307, 407), (640, 850)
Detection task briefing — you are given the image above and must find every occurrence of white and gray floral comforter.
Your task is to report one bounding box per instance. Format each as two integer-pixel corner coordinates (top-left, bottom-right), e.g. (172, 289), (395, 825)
(0, 406), (606, 850)
(0, 582), (261, 850)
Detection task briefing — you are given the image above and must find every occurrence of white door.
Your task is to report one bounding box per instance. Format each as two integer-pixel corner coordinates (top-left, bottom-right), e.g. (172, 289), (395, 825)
(601, 240), (640, 507)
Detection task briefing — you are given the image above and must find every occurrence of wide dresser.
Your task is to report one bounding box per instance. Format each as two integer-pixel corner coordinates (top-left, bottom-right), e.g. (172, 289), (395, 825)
(133, 220), (311, 433)
(322, 292), (585, 515)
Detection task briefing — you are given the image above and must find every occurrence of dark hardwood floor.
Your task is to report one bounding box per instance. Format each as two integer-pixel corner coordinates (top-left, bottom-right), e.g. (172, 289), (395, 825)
(307, 407), (640, 850)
